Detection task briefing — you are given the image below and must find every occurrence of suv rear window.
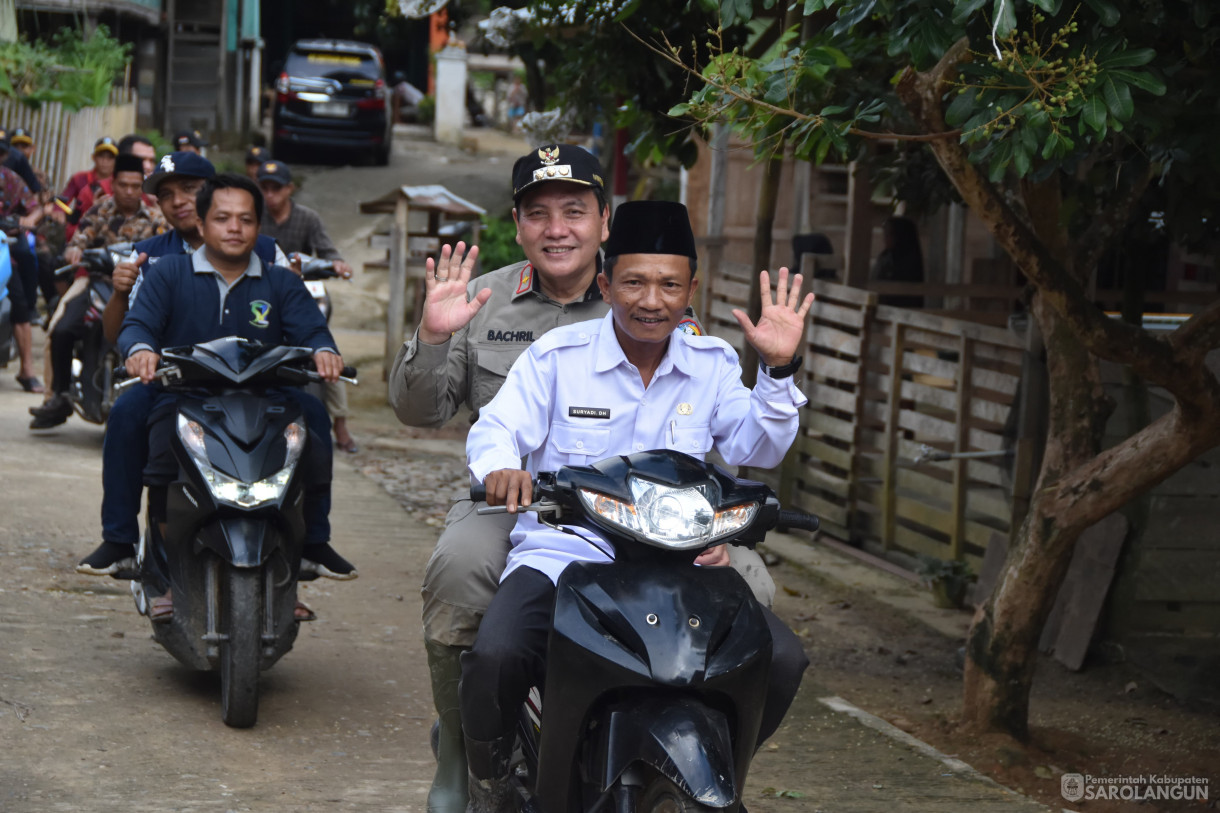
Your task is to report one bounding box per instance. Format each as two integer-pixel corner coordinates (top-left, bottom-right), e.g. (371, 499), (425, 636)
(285, 49), (382, 82)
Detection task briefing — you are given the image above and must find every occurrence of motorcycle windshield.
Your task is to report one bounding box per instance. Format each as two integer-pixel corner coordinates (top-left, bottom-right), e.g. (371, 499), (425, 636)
(163, 337), (315, 384)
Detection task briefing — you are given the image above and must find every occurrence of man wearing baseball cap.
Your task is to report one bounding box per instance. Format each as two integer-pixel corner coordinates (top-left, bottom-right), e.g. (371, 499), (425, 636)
(172, 129), (208, 154)
(244, 145), (270, 181)
(76, 152), (300, 582)
(9, 127), (34, 160)
(30, 152), (167, 429)
(1, 127), (41, 195)
(61, 137), (119, 223)
(257, 159), (358, 452)
(387, 144), (774, 812)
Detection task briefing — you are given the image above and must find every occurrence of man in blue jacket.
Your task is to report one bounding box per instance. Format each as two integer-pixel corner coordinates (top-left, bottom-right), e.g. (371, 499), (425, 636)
(77, 153), (296, 578)
(117, 172), (354, 582)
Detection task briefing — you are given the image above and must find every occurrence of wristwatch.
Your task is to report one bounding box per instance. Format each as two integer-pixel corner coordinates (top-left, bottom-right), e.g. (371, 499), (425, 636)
(759, 355), (803, 379)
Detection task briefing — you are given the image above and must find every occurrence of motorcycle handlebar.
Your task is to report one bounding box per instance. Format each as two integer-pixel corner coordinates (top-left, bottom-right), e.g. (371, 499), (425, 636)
(115, 363), (358, 390)
(777, 509), (820, 533)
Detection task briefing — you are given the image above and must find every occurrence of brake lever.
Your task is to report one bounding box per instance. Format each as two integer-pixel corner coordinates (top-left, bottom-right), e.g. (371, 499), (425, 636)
(115, 364), (182, 391)
(476, 500), (561, 517)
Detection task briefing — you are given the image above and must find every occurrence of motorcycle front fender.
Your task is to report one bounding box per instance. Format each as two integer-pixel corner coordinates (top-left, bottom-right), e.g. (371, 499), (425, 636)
(195, 516), (277, 568)
(593, 696), (738, 807)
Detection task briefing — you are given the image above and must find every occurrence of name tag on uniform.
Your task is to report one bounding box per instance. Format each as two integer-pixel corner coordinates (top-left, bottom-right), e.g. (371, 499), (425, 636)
(569, 406), (611, 420)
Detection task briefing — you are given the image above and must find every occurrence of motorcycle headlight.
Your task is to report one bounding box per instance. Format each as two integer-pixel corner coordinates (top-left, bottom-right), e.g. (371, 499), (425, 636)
(176, 416), (304, 509)
(578, 475), (759, 550)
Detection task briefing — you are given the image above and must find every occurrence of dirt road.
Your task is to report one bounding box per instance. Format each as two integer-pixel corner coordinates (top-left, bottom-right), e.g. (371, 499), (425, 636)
(0, 128), (1052, 812)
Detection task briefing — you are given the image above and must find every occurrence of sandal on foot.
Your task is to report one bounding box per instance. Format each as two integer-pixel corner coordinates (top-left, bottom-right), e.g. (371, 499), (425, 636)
(294, 601), (317, 622)
(16, 375), (44, 394)
(149, 593), (173, 623)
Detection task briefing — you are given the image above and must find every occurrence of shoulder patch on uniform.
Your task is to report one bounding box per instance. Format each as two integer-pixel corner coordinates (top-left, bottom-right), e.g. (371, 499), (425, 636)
(515, 264), (533, 295)
(677, 317), (702, 336)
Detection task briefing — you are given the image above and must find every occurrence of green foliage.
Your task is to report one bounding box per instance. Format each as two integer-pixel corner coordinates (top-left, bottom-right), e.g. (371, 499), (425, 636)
(505, 0), (737, 168)
(476, 214), (522, 274)
(0, 24), (131, 110)
(417, 95), (436, 124)
(673, 0), (1220, 247)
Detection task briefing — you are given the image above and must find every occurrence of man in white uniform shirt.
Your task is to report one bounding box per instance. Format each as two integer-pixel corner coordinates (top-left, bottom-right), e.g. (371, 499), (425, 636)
(458, 200), (814, 811)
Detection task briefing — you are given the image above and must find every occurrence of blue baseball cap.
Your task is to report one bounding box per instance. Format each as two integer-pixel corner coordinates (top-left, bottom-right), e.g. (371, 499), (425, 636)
(143, 151), (216, 194)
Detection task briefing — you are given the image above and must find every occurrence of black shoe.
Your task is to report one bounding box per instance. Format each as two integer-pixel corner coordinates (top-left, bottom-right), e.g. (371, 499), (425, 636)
(76, 542), (136, 576)
(301, 543), (358, 580)
(29, 394), (72, 429)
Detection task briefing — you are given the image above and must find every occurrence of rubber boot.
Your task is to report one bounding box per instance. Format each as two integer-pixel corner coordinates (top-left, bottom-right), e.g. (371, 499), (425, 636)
(426, 640), (470, 813)
(464, 734), (515, 813)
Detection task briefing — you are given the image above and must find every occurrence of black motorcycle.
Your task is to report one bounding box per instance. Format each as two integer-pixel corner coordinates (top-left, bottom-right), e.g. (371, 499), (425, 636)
(115, 336), (356, 727)
(293, 253), (340, 322)
(51, 241), (133, 424)
(473, 450), (818, 812)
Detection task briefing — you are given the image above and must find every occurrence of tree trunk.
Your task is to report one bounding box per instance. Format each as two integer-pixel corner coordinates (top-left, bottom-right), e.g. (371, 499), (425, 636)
(962, 293), (1106, 738)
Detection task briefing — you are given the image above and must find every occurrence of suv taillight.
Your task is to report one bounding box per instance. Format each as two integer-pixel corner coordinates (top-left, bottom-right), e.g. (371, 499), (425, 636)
(356, 97), (385, 111)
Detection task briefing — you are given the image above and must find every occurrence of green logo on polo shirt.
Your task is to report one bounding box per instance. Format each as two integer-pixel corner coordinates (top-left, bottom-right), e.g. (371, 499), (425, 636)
(250, 300), (272, 327)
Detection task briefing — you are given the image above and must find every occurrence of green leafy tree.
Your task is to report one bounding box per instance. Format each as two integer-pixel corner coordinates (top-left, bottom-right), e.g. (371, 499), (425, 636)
(0, 24), (130, 109)
(660, 0), (1220, 739)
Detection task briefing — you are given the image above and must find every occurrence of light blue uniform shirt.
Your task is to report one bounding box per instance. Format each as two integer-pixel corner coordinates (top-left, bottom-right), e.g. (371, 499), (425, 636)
(467, 310), (808, 584)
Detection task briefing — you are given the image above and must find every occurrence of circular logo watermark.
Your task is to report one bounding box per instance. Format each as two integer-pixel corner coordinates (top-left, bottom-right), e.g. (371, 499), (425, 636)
(1061, 774), (1209, 803)
(1061, 773), (1085, 803)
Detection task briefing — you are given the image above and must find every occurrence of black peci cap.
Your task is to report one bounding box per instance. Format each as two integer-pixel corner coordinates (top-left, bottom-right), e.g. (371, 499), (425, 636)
(604, 200), (697, 260)
(114, 153), (146, 175)
(512, 144), (604, 204)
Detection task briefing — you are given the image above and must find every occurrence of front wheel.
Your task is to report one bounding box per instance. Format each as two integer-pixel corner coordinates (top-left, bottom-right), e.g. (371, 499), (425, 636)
(638, 776), (719, 813)
(220, 567), (262, 728)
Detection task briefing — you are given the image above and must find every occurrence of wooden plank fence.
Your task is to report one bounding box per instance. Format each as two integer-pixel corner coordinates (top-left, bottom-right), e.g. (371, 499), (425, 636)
(0, 88), (137, 193)
(705, 264), (1030, 571)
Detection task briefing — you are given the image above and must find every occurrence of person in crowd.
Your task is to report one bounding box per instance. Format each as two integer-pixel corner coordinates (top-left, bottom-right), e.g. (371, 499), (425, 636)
(256, 159), (358, 452)
(1, 126), (42, 195)
(0, 136), (45, 391)
(458, 200), (812, 808)
(388, 144), (774, 812)
(505, 76), (527, 132)
(117, 133), (157, 179)
(173, 130), (207, 155)
(390, 71), (426, 123)
(244, 145), (270, 181)
(8, 128), (49, 195)
(29, 153), (167, 428)
(62, 137), (119, 231)
(116, 173), (349, 619)
(75, 154), (321, 583)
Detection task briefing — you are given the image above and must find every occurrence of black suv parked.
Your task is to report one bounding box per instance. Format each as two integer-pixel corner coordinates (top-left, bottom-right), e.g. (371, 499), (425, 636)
(272, 39), (392, 165)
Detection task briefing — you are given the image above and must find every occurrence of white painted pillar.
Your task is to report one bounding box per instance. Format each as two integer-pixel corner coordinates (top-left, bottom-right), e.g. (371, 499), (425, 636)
(434, 44), (468, 145)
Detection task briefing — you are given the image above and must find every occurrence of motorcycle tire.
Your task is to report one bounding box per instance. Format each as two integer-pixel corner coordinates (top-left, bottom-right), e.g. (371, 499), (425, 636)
(220, 567), (262, 728)
(638, 775), (719, 813)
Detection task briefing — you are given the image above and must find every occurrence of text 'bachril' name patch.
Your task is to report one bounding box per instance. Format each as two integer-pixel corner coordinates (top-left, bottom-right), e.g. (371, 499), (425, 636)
(569, 406), (611, 420)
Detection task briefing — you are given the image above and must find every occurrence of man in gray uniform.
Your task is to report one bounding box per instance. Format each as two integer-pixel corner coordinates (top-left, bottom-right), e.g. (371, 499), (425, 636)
(388, 144), (774, 812)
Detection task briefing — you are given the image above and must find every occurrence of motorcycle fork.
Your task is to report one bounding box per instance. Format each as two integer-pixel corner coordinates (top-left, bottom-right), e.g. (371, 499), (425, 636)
(202, 556), (224, 659)
(199, 556), (282, 659)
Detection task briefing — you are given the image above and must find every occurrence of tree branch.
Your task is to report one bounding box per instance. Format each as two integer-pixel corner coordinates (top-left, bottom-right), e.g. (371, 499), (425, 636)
(893, 38), (1220, 409)
(627, 26), (962, 144)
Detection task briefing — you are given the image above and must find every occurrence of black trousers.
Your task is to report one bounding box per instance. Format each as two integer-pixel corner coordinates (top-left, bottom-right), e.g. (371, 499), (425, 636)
(460, 565), (809, 746)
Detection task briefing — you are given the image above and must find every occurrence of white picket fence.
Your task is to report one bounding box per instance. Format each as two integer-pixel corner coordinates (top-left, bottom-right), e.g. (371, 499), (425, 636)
(0, 87), (137, 192)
